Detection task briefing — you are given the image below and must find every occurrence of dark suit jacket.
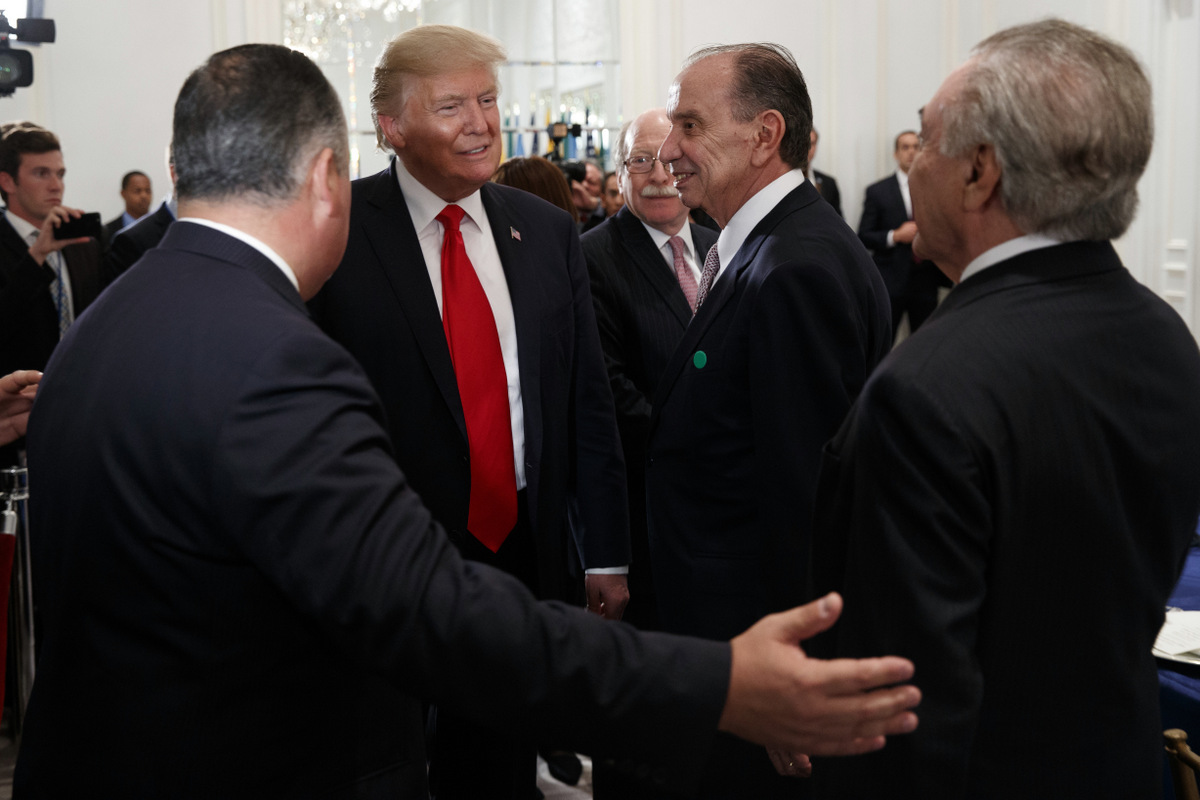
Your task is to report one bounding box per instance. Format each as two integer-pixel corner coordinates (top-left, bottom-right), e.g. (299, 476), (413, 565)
(646, 181), (891, 642)
(0, 213), (104, 376)
(812, 169), (842, 218)
(810, 241), (1200, 798)
(15, 221), (730, 798)
(856, 173), (911, 299)
(104, 199), (175, 281)
(581, 208), (718, 624)
(102, 212), (127, 248)
(309, 164), (629, 599)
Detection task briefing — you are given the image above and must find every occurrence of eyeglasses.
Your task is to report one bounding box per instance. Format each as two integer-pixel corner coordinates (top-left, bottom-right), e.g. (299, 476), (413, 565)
(623, 155), (662, 174)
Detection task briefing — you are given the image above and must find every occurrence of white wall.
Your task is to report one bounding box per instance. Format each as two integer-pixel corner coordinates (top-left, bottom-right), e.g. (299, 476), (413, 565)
(6, 0), (1199, 335)
(618, 0), (1200, 336)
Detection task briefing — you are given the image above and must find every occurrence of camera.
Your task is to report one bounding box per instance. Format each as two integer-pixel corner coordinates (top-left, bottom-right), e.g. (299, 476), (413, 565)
(0, 11), (56, 97)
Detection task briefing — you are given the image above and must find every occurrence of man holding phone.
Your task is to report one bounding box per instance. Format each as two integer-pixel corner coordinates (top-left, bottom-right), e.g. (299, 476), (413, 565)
(0, 123), (104, 382)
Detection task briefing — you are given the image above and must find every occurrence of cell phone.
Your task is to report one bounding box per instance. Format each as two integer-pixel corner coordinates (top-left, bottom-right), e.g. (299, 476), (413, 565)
(53, 212), (102, 241)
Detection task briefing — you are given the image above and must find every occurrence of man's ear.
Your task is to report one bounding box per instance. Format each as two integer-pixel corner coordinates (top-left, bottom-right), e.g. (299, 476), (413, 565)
(749, 109), (785, 168)
(307, 147), (340, 214)
(0, 171), (16, 196)
(378, 114), (406, 152)
(963, 143), (1002, 212)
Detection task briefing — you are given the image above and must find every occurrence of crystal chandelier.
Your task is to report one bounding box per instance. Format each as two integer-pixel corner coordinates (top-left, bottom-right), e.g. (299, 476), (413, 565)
(282, 0), (427, 63)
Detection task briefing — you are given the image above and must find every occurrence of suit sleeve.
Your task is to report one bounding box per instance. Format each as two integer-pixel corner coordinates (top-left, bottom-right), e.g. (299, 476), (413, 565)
(581, 231), (653, 435)
(747, 260), (873, 611)
(857, 186), (891, 253)
(211, 326), (726, 785)
(812, 370), (991, 798)
(103, 230), (143, 283)
(565, 225), (632, 569)
(0, 249), (54, 370)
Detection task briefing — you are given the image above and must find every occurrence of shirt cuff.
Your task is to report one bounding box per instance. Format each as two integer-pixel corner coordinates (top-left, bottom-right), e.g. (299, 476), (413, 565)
(585, 566), (629, 575)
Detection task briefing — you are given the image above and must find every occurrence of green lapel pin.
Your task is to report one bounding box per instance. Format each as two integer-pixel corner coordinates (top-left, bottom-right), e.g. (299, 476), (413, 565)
(693, 350), (707, 369)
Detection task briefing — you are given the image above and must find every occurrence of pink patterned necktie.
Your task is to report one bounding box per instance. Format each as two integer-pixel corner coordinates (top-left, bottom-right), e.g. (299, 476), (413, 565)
(695, 243), (721, 312)
(667, 235), (698, 313)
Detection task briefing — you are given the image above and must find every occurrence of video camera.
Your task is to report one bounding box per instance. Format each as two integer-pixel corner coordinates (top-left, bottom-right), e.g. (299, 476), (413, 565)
(0, 10), (56, 98)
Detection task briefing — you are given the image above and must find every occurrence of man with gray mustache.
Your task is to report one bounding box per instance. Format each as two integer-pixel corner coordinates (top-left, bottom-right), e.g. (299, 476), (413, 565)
(582, 106), (719, 798)
(582, 105), (717, 632)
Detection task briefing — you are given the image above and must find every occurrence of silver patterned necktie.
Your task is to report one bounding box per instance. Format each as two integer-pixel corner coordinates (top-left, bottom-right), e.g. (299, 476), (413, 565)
(695, 243), (721, 312)
(29, 231), (71, 338)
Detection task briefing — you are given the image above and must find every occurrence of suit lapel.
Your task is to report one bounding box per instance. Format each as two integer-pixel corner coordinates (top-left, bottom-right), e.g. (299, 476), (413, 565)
(0, 215), (31, 277)
(649, 183), (815, 429)
(480, 182), (542, 465)
(614, 208), (693, 328)
(885, 175), (908, 220)
(363, 164), (467, 438)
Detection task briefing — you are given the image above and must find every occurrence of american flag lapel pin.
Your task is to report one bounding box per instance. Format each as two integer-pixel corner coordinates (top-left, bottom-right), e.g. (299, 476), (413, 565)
(510, 226), (521, 241)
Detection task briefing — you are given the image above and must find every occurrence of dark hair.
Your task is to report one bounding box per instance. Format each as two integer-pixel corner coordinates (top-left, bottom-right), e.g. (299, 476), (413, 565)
(121, 170), (149, 190)
(893, 130), (917, 151)
(492, 156), (575, 216)
(173, 44), (347, 206)
(0, 122), (60, 203)
(685, 43), (812, 170)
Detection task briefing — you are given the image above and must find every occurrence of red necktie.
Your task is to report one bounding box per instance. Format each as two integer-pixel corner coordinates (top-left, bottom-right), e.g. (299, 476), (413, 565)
(436, 205), (517, 552)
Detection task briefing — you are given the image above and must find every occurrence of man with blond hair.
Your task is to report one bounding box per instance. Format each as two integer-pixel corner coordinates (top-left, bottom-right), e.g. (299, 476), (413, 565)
(309, 24), (633, 798)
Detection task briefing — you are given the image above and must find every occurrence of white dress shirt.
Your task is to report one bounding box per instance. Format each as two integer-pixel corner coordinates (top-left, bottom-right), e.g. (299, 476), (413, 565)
(712, 169), (806, 287)
(642, 221), (702, 284)
(885, 169), (913, 249)
(958, 233), (1065, 284)
(394, 160), (527, 491)
(8, 209), (75, 334)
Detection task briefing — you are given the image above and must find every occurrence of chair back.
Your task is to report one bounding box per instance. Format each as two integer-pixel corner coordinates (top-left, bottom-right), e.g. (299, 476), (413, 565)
(1165, 728), (1200, 800)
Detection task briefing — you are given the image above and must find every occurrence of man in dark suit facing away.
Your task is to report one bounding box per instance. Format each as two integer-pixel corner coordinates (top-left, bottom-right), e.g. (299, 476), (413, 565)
(14, 41), (922, 799)
(582, 108), (718, 798)
(811, 19), (1200, 799)
(858, 130), (945, 337)
(307, 24), (634, 800)
(652, 43), (892, 798)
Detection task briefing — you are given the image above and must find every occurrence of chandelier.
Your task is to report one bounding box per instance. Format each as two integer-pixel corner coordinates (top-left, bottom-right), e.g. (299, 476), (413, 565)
(282, 0), (428, 63)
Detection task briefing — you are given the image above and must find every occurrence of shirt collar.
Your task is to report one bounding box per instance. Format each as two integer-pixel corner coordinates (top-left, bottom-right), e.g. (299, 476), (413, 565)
(642, 220), (691, 260)
(176, 217), (300, 292)
(395, 158), (486, 235)
(717, 169), (805, 268)
(959, 233), (1066, 283)
(5, 209), (40, 242)
(895, 169), (909, 190)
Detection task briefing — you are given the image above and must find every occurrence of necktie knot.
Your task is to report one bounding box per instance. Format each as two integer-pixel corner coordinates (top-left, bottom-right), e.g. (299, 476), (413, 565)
(436, 204), (466, 232)
(668, 235), (686, 260)
(667, 235), (698, 313)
